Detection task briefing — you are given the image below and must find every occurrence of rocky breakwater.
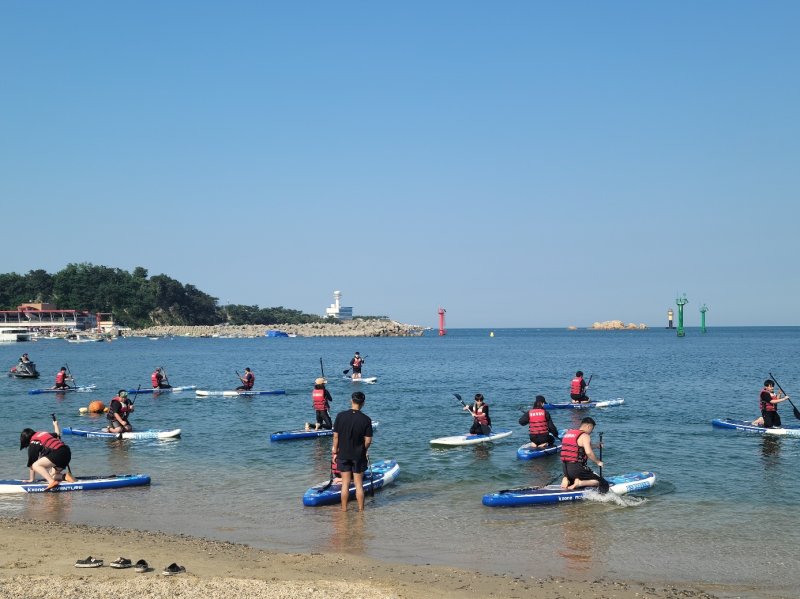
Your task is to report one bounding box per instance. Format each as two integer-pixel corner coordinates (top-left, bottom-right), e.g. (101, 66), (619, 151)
(131, 319), (426, 338)
(590, 320), (648, 330)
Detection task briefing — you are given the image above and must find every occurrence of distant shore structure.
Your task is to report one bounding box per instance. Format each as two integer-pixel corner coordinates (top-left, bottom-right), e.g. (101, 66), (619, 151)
(438, 307), (446, 336)
(666, 308), (675, 329)
(324, 290), (353, 320)
(700, 304), (709, 333)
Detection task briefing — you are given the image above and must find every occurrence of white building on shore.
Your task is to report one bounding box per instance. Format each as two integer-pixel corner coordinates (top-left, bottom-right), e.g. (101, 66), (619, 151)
(325, 290), (353, 320)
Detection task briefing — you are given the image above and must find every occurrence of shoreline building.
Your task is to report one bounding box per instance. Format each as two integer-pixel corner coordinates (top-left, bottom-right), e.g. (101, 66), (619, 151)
(0, 303), (99, 333)
(325, 290), (353, 320)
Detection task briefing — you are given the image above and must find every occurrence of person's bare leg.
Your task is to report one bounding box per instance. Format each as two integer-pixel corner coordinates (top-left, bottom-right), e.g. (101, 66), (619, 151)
(569, 478), (600, 490)
(353, 472), (366, 511)
(340, 471), (353, 511)
(32, 458), (58, 488)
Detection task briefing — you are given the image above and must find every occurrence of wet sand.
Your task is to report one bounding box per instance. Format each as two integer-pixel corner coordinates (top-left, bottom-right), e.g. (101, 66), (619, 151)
(0, 516), (756, 599)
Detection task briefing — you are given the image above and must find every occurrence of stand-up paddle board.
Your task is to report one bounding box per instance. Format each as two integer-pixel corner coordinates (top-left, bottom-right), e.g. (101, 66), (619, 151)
(270, 422), (379, 442)
(302, 459), (399, 506)
(62, 427), (181, 440)
(126, 385), (196, 394)
(544, 399), (624, 410)
(195, 389), (286, 397)
(0, 474), (151, 494)
(712, 418), (800, 437)
(28, 385), (97, 395)
(430, 429), (512, 446)
(482, 471), (655, 506)
(343, 376), (378, 384)
(517, 440), (561, 460)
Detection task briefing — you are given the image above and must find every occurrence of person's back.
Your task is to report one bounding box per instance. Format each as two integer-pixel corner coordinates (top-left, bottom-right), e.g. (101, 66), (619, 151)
(570, 371), (589, 402)
(332, 391), (373, 511)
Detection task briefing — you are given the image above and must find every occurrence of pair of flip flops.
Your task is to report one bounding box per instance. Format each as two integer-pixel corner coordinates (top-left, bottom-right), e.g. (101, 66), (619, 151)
(75, 556), (103, 568)
(111, 558), (151, 573)
(75, 556), (183, 575)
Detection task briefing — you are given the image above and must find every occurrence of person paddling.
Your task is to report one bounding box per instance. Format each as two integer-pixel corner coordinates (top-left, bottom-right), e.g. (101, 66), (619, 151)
(106, 390), (134, 434)
(349, 352), (364, 380)
(519, 395), (560, 448)
(151, 367), (171, 389)
(20, 428), (74, 491)
(306, 377), (333, 431)
(570, 371), (590, 403)
(756, 379), (790, 428)
(560, 417), (608, 492)
(236, 367), (255, 391)
(52, 366), (73, 390)
(465, 393), (492, 435)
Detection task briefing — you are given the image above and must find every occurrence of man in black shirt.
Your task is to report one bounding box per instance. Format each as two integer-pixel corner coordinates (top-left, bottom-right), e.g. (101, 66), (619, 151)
(332, 391), (373, 511)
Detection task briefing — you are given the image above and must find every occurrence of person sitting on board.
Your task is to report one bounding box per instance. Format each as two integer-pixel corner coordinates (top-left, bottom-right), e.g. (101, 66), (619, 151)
(20, 428), (73, 491)
(106, 390), (134, 434)
(560, 417), (608, 493)
(332, 391), (373, 511)
(151, 367), (171, 389)
(306, 377), (333, 431)
(757, 379), (790, 429)
(349, 352), (365, 380)
(52, 366), (72, 390)
(570, 371), (590, 403)
(465, 393), (492, 435)
(236, 368), (255, 391)
(518, 395), (560, 448)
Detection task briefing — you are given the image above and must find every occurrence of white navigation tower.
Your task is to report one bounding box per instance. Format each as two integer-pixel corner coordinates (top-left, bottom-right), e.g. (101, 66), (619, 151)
(325, 290), (353, 320)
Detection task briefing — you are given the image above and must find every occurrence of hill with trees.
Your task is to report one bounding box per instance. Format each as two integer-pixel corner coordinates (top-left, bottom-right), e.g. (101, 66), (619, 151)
(0, 264), (328, 328)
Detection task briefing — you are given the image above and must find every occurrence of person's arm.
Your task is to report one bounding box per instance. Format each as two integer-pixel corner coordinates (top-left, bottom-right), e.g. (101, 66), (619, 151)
(364, 435), (373, 455)
(546, 412), (559, 438)
(331, 431), (339, 455)
(324, 389), (333, 403)
(519, 412), (529, 426)
(580, 435), (603, 467)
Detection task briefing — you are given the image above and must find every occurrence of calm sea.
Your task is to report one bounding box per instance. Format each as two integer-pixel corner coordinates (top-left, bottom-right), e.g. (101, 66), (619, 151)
(1, 328), (798, 595)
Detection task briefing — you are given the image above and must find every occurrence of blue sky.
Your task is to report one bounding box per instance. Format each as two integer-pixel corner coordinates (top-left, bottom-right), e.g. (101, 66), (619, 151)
(1, 2), (797, 327)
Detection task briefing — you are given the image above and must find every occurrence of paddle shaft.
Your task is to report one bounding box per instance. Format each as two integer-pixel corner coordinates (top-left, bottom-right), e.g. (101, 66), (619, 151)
(768, 373), (800, 420)
(598, 432), (603, 478)
(65, 363), (77, 389)
(320, 358), (325, 378)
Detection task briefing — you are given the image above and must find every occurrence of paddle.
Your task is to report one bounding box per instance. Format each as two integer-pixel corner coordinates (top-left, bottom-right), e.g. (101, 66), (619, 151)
(598, 432), (603, 479)
(65, 363), (77, 390)
(51, 413), (75, 482)
(499, 474), (561, 494)
(131, 384), (141, 405)
(319, 452), (336, 493)
(343, 355), (368, 376)
(160, 366), (170, 386)
(319, 358), (325, 379)
(367, 454), (374, 498)
(768, 373), (800, 421)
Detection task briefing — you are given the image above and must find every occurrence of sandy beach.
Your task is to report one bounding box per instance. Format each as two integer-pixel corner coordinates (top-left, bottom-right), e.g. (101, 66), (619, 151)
(0, 516), (744, 599)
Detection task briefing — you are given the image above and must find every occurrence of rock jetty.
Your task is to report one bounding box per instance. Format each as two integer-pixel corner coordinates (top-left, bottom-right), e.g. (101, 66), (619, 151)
(130, 319), (426, 338)
(590, 320), (648, 330)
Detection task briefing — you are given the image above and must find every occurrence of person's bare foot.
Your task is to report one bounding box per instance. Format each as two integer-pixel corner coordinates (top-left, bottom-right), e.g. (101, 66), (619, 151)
(560, 477), (569, 489)
(45, 480), (60, 491)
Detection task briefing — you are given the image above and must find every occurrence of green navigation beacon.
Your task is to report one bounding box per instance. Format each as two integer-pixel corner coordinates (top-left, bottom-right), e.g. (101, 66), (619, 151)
(700, 304), (709, 333)
(676, 294), (688, 337)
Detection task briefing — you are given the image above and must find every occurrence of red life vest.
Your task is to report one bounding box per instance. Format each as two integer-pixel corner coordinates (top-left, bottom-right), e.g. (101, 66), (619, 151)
(353, 357), (363, 368)
(570, 377), (584, 395)
(55, 371), (66, 385)
(560, 429), (587, 464)
(473, 404), (489, 426)
(760, 388), (777, 412)
(312, 388), (328, 411)
(31, 431), (65, 451)
(528, 408), (549, 435)
(243, 372), (254, 389)
(151, 371), (161, 388)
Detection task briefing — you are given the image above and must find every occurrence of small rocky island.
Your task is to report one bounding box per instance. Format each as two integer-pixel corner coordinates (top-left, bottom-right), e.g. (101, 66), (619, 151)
(131, 319), (426, 338)
(589, 320), (648, 330)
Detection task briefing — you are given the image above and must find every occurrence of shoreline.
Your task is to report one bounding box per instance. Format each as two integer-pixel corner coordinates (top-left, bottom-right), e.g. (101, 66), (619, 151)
(129, 320), (426, 338)
(0, 516), (756, 599)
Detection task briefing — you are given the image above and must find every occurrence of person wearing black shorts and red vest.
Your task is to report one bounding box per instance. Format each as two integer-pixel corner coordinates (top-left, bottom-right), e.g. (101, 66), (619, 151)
(560, 417), (608, 492)
(236, 368), (255, 391)
(465, 393), (491, 435)
(519, 395), (560, 448)
(332, 391), (373, 511)
(53, 367), (71, 390)
(151, 367), (171, 389)
(570, 371), (590, 403)
(306, 377), (333, 431)
(20, 428), (73, 491)
(106, 390), (134, 434)
(759, 379), (789, 428)
(349, 352), (364, 380)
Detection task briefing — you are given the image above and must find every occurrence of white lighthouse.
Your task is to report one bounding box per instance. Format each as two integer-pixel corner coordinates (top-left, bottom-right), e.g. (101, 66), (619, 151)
(325, 290), (353, 320)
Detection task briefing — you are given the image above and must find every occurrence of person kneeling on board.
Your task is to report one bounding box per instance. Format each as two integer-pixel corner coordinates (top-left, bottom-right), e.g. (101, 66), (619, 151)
(106, 390), (134, 434)
(306, 378), (333, 431)
(20, 428), (74, 491)
(560, 417), (608, 493)
(570, 371), (590, 403)
(236, 367), (255, 391)
(53, 366), (72, 390)
(519, 395), (560, 448)
(151, 367), (171, 389)
(465, 393), (492, 435)
(755, 379), (790, 428)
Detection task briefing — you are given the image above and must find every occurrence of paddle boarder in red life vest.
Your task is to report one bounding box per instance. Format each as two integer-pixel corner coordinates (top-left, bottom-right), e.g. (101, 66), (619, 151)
(106, 390), (134, 434)
(306, 377), (333, 431)
(560, 417), (608, 493)
(350, 352), (364, 380)
(518, 395), (560, 448)
(570, 371), (590, 403)
(151, 367), (171, 389)
(53, 366), (72, 390)
(465, 393), (492, 435)
(757, 379), (790, 428)
(236, 368), (255, 390)
(20, 428), (73, 491)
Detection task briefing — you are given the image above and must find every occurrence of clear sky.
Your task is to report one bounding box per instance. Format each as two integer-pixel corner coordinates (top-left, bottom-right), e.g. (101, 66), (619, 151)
(1, 2), (798, 328)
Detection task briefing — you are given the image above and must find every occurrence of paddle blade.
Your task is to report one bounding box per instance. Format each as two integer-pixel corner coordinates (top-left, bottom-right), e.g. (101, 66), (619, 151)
(343, 369), (350, 375)
(793, 404), (800, 421)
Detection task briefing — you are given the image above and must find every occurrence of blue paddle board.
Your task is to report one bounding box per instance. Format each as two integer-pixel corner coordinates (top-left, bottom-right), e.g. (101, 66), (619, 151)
(516, 440), (561, 460)
(270, 422), (379, 442)
(302, 459), (399, 506)
(544, 398), (624, 410)
(712, 418), (800, 437)
(0, 474), (151, 494)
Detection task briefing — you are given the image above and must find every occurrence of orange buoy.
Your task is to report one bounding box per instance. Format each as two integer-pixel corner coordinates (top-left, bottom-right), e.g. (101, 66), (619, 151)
(88, 400), (105, 413)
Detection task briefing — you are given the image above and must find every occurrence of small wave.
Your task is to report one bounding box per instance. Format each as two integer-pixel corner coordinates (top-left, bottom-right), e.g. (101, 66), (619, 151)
(583, 491), (647, 507)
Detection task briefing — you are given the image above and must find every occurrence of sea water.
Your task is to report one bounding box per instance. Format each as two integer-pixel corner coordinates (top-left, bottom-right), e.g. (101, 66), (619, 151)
(0, 328), (798, 595)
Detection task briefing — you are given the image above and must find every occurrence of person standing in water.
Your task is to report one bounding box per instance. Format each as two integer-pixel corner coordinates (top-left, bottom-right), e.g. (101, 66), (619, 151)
(332, 391), (373, 512)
